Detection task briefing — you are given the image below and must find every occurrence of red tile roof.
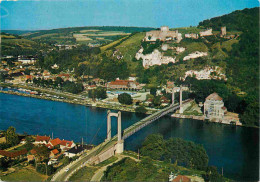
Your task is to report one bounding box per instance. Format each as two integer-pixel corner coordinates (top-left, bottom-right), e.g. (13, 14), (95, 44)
(26, 75), (33, 79)
(49, 138), (62, 147)
(36, 136), (50, 142)
(109, 80), (133, 86)
(60, 140), (73, 147)
(51, 149), (59, 155)
(172, 175), (191, 182)
(30, 149), (37, 154)
(58, 73), (70, 77)
(46, 144), (53, 149)
(0, 149), (27, 158)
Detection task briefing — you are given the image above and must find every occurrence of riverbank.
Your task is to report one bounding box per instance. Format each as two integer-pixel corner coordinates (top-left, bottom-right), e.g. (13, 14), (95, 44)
(172, 112), (242, 126)
(0, 88), (156, 114)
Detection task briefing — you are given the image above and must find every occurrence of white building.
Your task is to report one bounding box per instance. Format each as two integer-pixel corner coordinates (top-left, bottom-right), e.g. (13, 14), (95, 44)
(199, 29), (213, 37)
(204, 93), (226, 122)
(185, 33), (199, 39)
(18, 56), (36, 64)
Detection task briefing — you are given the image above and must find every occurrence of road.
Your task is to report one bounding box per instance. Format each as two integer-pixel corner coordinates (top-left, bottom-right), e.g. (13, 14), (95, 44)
(51, 139), (115, 181)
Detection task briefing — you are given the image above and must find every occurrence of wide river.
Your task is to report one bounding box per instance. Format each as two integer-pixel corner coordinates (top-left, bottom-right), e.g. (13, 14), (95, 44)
(0, 93), (259, 181)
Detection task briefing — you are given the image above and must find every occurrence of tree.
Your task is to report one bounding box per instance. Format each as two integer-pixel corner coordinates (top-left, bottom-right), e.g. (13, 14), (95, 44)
(5, 126), (19, 146)
(96, 87), (107, 99)
(0, 73), (6, 82)
(150, 88), (157, 96)
(135, 106), (147, 114)
(203, 166), (225, 182)
(118, 93), (133, 105)
(140, 134), (166, 160)
(152, 96), (161, 106)
(140, 134), (209, 170)
(24, 68), (31, 75)
(34, 146), (50, 160)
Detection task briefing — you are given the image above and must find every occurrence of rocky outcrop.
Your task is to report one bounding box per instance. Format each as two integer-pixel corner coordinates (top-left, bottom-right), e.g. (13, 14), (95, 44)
(135, 48), (176, 68)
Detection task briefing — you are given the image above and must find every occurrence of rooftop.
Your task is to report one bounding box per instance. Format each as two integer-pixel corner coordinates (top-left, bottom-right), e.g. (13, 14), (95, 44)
(206, 92), (223, 101)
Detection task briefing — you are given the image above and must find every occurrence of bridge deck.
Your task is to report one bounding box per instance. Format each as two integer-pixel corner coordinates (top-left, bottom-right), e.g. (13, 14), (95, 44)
(122, 99), (192, 140)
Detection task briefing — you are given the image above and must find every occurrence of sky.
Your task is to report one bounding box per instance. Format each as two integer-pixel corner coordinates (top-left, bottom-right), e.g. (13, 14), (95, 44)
(0, 0), (259, 30)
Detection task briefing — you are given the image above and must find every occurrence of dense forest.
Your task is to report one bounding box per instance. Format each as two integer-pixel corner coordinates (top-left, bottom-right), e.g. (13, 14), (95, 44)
(198, 7), (259, 31)
(103, 134), (225, 181)
(198, 7), (259, 126)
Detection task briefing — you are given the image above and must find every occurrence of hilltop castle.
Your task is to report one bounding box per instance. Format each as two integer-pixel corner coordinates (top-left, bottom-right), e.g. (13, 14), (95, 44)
(144, 26), (182, 43)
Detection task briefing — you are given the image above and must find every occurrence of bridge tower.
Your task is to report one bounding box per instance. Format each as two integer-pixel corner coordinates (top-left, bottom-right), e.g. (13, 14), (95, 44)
(171, 88), (175, 105)
(106, 110), (124, 154)
(179, 85), (183, 114)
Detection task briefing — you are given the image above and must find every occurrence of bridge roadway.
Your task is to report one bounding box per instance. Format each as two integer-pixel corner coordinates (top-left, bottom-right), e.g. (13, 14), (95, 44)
(51, 99), (192, 181)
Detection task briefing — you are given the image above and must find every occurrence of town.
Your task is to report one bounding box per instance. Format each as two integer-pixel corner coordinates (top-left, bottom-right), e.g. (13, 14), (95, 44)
(0, 25), (241, 126)
(0, 1), (259, 181)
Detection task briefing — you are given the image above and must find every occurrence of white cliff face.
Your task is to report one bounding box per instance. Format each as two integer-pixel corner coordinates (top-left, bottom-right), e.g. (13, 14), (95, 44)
(135, 48), (176, 68)
(183, 51), (208, 61)
(176, 47), (186, 53)
(184, 66), (226, 80)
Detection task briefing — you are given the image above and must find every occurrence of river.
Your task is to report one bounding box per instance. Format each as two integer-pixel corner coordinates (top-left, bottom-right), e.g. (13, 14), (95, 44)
(0, 93), (259, 181)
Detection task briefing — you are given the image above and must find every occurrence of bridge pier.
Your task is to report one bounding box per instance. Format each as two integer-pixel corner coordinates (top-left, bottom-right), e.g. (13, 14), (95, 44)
(107, 110), (111, 141)
(106, 110), (124, 154)
(179, 85), (183, 114)
(172, 89), (175, 105)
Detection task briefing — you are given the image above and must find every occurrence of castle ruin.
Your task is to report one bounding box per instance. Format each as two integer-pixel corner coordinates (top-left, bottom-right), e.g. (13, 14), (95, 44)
(145, 26), (182, 43)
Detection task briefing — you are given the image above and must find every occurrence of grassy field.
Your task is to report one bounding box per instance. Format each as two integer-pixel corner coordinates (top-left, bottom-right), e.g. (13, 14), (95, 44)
(96, 156), (118, 167)
(178, 41), (209, 60)
(100, 36), (129, 52)
(69, 166), (98, 181)
(1, 166), (48, 182)
(31, 33), (59, 39)
(2, 38), (37, 46)
(1, 35), (17, 39)
(116, 32), (145, 72)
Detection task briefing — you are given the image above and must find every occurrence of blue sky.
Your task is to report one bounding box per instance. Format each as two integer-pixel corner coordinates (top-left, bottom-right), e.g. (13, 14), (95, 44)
(0, 0), (259, 30)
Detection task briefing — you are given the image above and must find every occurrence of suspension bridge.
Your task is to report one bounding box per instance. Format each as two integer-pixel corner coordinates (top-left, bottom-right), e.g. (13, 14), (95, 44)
(51, 86), (193, 181)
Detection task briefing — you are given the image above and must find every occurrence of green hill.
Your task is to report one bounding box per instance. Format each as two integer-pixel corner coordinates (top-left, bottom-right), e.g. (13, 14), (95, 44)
(198, 7), (259, 31)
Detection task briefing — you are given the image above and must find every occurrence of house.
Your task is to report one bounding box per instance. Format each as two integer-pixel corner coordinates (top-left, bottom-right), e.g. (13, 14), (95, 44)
(30, 149), (37, 155)
(47, 138), (62, 149)
(34, 135), (50, 145)
(171, 175), (191, 182)
(64, 145), (85, 158)
(107, 79), (142, 91)
(59, 140), (75, 151)
(27, 154), (35, 162)
(42, 70), (51, 79)
(51, 64), (59, 69)
(204, 93), (226, 122)
(18, 56), (36, 65)
(185, 33), (199, 39)
(49, 149), (59, 158)
(160, 96), (170, 106)
(48, 158), (58, 165)
(199, 28), (213, 37)
(166, 81), (175, 93)
(145, 26), (182, 43)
